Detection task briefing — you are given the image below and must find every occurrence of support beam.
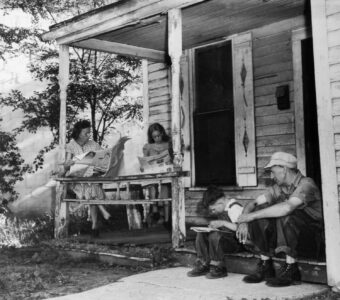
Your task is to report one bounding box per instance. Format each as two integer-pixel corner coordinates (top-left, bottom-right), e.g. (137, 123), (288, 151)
(142, 59), (150, 136)
(42, 0), (207, 44)
(311, 0), (340, 286)
(72, 39), (166, 62)
(58, 44), (69, 167)
(168, 8), (183, 169)
(56, 44), (70, 238)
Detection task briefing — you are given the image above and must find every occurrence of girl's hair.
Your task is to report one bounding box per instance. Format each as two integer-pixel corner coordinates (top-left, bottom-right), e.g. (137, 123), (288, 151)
(147, 123), (170, 143)
(71, 120), (91, 140)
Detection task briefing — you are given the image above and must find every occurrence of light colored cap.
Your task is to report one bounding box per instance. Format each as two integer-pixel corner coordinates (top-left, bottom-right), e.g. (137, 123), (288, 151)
(264, 152), (297, 169)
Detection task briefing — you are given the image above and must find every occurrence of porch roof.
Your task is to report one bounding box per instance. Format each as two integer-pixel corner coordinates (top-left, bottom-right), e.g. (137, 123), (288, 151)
(42, 0), (306, 61)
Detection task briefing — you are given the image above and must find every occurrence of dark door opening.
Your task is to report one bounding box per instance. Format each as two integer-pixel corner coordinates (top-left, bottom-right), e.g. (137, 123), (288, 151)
(301, 37), (322, 189)
(193, 41), (236, 186)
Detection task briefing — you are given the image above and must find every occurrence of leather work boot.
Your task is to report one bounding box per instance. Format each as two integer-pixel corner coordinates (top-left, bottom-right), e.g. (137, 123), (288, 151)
(266, 263), (301, 287)
(205, 265), (228, 279)
(243, 259), (275, 283)
(187, 262), (210, 277)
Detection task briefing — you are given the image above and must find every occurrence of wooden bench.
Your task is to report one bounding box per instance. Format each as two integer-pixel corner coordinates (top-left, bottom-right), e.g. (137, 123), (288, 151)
(54, 171), (189, 248)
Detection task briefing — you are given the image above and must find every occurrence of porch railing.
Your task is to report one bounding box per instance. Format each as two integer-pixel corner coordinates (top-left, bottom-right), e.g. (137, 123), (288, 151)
(54, 171), (189, 248)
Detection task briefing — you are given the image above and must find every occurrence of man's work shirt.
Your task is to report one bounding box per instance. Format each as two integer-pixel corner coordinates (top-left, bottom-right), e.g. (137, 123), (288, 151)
(264, 171), (323, 221)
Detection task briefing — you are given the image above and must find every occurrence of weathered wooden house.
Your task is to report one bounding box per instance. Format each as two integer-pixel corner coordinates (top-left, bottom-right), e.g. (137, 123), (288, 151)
(42, 0), (340, 287)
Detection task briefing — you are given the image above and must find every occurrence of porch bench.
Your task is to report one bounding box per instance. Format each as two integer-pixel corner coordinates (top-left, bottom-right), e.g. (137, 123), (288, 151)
(54, 171), (189, 248)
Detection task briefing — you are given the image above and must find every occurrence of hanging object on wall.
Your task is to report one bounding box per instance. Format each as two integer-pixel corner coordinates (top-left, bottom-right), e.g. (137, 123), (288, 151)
(276, 84), (290, 110)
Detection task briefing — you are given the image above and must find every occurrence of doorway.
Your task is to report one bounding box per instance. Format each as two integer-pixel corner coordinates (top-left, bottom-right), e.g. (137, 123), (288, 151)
(193, 41), (236, 186)
(301, 37), (322, 189)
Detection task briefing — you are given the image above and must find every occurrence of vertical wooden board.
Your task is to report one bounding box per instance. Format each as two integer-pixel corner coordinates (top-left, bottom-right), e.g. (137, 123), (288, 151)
(180, 53), (192, 186)
(311, 0), (340, 286)
(54, 182), (68, 238)
(171, 177), (186, 248)
(232, 32), (257, 187)
(58, 45), (69, 169)
(168, 8), (183, 169)
(142, 60), (150, 136)
(292, 28), (308, 177)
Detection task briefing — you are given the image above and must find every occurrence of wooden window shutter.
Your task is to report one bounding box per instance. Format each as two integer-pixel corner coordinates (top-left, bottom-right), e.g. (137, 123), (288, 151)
(232, 32), (257, 187)
(180, 52), (192, 187)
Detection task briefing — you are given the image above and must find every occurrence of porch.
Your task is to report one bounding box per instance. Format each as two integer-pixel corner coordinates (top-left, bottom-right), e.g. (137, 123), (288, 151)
(42, 0), (340, 287)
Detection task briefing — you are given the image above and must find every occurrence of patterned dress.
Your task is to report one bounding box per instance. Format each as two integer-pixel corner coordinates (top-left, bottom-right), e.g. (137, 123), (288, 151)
(66, 139), (106, 205)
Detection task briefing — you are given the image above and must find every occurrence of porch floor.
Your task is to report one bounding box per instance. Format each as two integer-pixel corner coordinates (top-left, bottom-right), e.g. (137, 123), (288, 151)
(70, 226), (196, 245)
(47, 267), (329, 300)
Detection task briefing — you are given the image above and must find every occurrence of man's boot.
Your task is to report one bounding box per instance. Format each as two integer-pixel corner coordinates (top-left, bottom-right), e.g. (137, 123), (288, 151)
(266, 262), (301, 287)
(205, 265), (228, 279)
(187, 261), (209, 277)
(243, 259), (275, 283)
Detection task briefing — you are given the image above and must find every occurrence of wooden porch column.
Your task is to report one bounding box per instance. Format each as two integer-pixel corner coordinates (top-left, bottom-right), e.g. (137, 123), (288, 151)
(58, 44), (69, 165)
(310, 0), (340, 286)
(55, 44), (70, 238)
(168, 8), (183, 169)
(168, 9), (186, 247)
(142, 59), (149, 136)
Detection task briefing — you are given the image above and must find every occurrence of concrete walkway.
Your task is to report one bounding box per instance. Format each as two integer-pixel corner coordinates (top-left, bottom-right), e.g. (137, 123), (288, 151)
(48, 267), (328, 300)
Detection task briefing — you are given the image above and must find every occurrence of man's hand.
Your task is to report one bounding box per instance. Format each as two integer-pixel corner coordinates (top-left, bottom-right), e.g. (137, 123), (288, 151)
(237, 213), (255, 223)
(208, 220), (226, 229)
(236, 223), (248, 244)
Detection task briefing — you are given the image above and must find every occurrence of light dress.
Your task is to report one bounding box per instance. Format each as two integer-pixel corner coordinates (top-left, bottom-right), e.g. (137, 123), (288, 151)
(65, 139), (106, 213)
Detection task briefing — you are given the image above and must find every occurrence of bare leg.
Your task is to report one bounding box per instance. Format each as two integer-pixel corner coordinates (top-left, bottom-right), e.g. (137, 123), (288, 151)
(90, 206), (98, 229)
(98, 205), (110, 220)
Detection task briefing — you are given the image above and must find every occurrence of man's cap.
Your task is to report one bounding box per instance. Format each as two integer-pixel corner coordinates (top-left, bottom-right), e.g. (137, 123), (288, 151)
(264, 152), (297, 170)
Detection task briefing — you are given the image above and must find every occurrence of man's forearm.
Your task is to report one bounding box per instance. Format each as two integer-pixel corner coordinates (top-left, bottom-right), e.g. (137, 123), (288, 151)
(252, 202), (292, 219)
(242, 201), (256, 214)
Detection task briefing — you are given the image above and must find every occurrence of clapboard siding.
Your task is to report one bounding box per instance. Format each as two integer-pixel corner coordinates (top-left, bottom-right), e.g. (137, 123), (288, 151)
(328, 28), (340, 47)
(146, 16), (306, 223)
(147, 62), (171, 132)
(185, 188), (265, 224)
(326, 0), (340, 199)
(252, 17), (301, 190)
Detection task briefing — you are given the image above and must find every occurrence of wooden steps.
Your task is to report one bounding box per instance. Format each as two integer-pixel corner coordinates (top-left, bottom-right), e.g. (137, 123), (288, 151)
(173, 248), (327, 284)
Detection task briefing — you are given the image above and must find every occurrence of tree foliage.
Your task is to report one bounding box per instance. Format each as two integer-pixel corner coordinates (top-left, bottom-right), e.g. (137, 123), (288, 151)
(0, 130), (31, 201)
(0, 0), (142, 175)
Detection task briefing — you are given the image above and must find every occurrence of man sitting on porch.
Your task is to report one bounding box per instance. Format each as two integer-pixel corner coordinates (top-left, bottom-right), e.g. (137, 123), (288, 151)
(236, 152), (323, 287)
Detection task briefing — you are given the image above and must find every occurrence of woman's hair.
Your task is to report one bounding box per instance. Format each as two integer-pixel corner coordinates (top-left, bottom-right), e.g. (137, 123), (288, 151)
(202, 185), (225, 208)
(147, 123), (170, 144)
(71, 120), (91, 140)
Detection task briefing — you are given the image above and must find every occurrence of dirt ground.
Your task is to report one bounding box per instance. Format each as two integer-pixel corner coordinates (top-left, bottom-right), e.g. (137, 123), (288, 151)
(0, 243), (339, 300)
(0, 244), (151, 300)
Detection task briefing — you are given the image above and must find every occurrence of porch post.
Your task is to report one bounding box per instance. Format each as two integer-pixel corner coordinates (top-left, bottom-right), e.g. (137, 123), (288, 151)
(58, 44), (69, 165)
(168, 8), (183, 169)
(310, 0), (340, 286)
(168, 9), (186, 248)
(142, 59), (149, 136)
(55, 44), (70, 238)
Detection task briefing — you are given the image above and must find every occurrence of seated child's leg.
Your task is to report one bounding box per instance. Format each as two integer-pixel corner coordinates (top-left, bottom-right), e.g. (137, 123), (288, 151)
(208, 230), (241, 265)
(195, 232), (211, 265)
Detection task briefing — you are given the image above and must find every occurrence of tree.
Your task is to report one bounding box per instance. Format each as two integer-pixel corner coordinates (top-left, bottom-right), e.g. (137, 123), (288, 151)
(0, 0), (142, 171)
(0, 129), (30, 201)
